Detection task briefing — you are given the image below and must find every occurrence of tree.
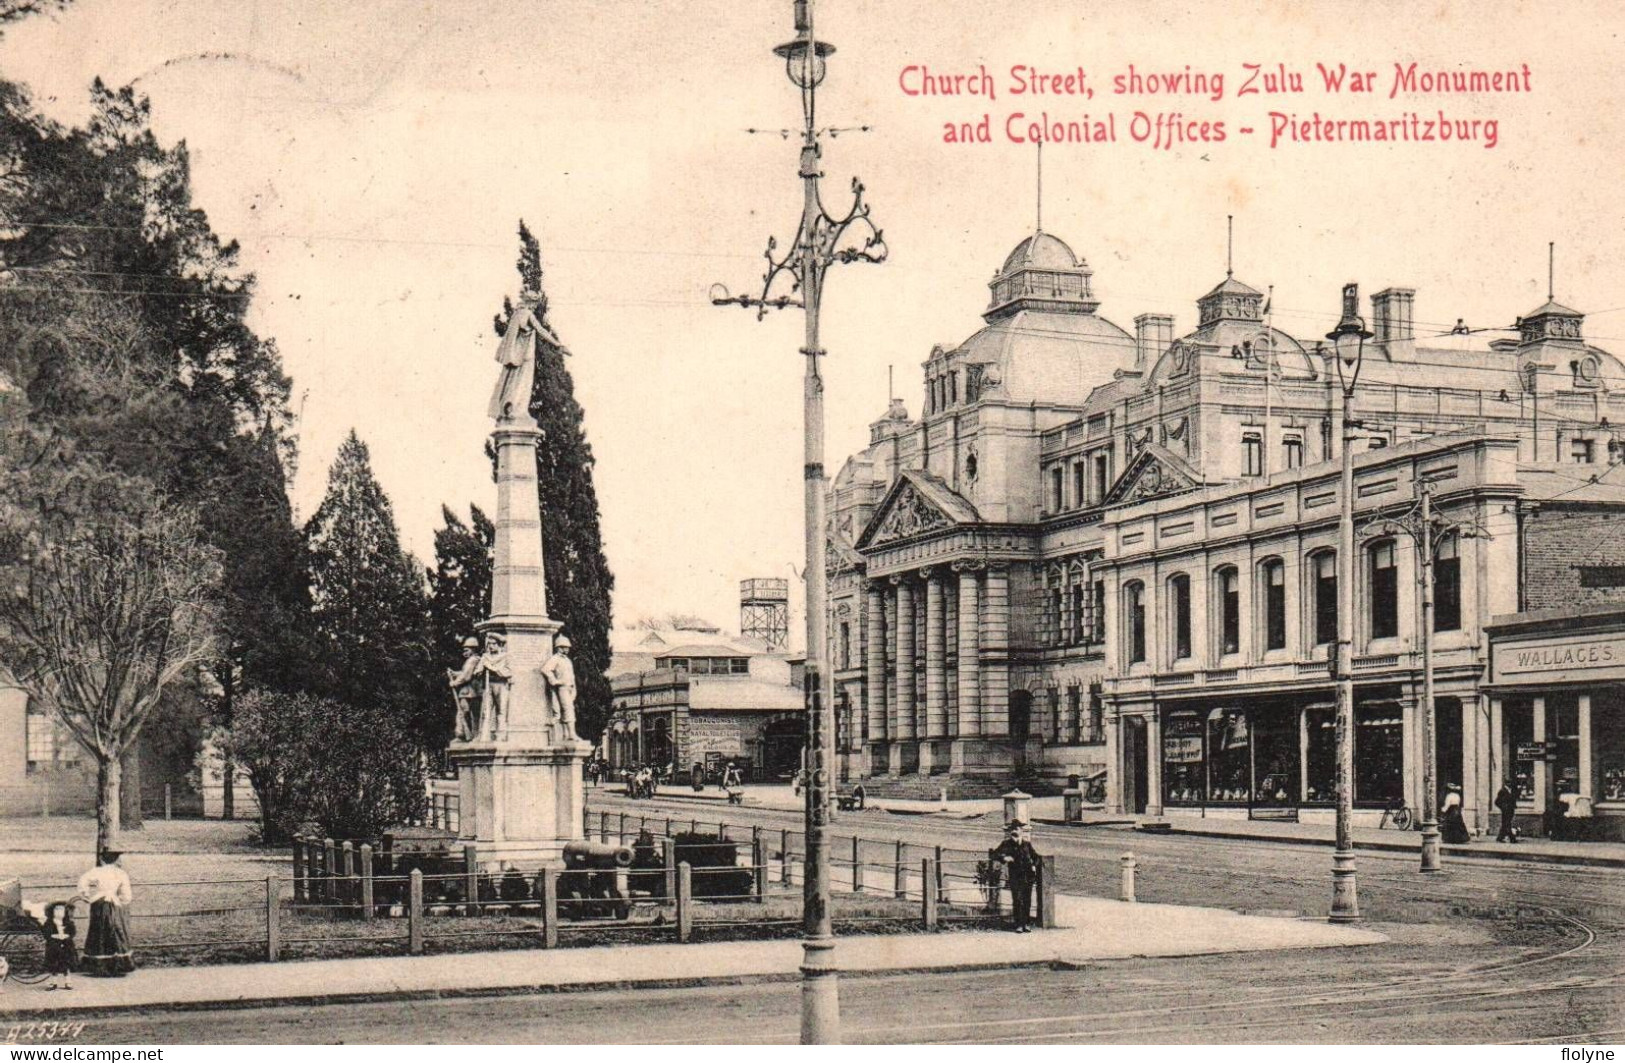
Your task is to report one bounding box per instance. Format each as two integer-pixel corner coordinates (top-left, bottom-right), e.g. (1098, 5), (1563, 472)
(0, 478), (221, 855)
(226, 689), (426, 843)
(426, 504), (493, 750)
(306, 431), (438, 747)
(492, 222), (615, 743)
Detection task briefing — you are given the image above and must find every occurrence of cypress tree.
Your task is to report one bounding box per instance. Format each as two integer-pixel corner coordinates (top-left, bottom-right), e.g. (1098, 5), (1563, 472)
(491, 222), (615, 743)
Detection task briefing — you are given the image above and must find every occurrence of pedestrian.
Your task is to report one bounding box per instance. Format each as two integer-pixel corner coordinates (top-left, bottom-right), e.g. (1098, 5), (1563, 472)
(991, 821), (1043, 932)
(723, 761), (743, 804)
(1495, 781), (1519, 843)
(691, 761), (705, 792)
(76, 850), (135, 977)
(1440, 785), (1470, 844)
(39, 901), (77, 991)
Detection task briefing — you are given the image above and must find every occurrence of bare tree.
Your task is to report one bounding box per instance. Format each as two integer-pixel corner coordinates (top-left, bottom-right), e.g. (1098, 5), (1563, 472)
(0, 489), (220, 854)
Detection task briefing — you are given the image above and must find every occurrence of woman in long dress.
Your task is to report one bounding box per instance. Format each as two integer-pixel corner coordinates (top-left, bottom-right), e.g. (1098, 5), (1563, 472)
(76, 850), (135, 977)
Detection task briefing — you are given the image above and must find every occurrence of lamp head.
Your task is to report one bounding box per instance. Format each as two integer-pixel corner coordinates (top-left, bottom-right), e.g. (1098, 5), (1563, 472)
(1326, 282), (1372, 367)
(773, 36), (835, 89)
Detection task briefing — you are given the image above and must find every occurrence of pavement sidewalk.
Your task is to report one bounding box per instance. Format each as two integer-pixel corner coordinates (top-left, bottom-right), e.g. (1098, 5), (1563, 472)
(598, 785), (1625, 868)
(0, 894), (1383, 1016)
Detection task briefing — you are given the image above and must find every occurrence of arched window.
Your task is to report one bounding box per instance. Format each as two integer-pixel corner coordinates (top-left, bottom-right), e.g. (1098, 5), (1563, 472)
(1259, 558), (1287, 652)
(1168, 573), (1192, 661)
(1435, 534), (1461, 632)
(1069, 561), (1088, 644)
(1368, 540), (1398, 640)
(1215, 566), (1240, 656)
(1047, 565), (1065, 646)
(1124, 581), (1146, 665)
(1310, 550), (1338, 646)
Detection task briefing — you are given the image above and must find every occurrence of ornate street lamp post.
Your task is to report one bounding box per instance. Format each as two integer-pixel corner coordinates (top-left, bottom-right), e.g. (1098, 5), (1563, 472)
(711, 0), (886, 1043)
(1324, 282), (1368, 923)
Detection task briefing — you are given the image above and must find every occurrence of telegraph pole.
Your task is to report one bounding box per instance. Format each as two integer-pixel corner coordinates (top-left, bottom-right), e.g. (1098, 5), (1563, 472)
(711, 0), (886, 1043)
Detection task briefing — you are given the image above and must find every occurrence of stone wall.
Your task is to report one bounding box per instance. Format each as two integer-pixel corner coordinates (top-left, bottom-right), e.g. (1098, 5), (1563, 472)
(1523, 504), (1625, 611)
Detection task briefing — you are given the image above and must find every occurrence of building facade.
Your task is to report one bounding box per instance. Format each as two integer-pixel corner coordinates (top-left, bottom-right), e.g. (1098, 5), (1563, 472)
(827, 223), (1625, 833)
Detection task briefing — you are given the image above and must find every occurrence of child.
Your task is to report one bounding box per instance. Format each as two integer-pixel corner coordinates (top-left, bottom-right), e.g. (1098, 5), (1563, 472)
(40, 901), (77, 991)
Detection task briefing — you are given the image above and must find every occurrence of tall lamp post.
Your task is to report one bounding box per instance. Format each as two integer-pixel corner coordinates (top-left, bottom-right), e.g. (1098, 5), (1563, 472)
(1324, 282), (1367, 923)
(1365, 479), (1490, 872)
(711, 0), (886, 1044)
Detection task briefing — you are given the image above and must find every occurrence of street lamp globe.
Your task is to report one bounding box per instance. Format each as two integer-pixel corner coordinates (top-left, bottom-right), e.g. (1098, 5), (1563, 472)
(1327, 282), (1372, 392)
(774, 37), (835, 88)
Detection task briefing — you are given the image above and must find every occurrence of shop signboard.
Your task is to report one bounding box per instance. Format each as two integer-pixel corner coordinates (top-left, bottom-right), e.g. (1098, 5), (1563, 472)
(1515, 741), (1554, 761)
(1492, 632), (1625, 685)
(1164, 736), (1203, 763)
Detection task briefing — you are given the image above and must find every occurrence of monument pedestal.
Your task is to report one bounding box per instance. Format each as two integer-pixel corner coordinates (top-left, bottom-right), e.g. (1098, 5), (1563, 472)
(449, 738), (592, 867)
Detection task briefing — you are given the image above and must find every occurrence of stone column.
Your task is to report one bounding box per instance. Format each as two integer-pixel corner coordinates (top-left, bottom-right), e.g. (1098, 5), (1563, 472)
(1146, 708), (1164, 816)
(1402, 694), (1420, 813)
(981, 564), (1011, 740)
(1578, 693), (1593, 801)
(1105, 706), (1123, 813)
(954, 562), (982, 739)
(922, 568), (948, 772)
(1532, 696), (1547, 817)
(1460, 694), (1482, 833)
(864, 581), (888, 774)
(892, 575), (918, 773)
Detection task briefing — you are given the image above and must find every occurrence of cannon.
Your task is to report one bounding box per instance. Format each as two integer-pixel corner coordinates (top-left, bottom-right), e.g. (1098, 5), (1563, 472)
(559, 841), (633, 919)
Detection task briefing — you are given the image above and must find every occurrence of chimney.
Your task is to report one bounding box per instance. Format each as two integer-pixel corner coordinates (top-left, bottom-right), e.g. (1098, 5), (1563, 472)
(1371, 288), (1415, 343)
(1134, 313), (1175, 370)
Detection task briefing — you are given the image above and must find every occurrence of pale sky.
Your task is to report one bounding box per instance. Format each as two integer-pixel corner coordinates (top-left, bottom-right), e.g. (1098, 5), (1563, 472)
(4, 0), (1624, 637)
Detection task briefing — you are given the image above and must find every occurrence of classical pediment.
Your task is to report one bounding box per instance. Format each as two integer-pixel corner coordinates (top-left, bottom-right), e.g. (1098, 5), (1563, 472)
(1101, 442), (1201, 507)
(856, 471), (979, 550)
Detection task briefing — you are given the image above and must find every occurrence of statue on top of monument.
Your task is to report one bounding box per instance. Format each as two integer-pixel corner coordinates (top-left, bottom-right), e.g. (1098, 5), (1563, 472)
(448, 636), (483, 742)
(489, 287), (569, 423)
(479, 631), (513, 740)
(540, 634), (578, 743)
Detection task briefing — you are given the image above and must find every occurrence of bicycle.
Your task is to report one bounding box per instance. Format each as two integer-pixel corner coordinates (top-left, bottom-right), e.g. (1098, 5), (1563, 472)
(1378, 797), (1414, 831)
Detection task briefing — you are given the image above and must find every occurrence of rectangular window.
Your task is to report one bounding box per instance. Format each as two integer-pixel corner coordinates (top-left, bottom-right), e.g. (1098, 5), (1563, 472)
(1049, 587), (1064, 646)
(1572, 438), (1594, 464)
(1219, 569), (1240, 656)
(731, 657), (750, 675)
(1435, 536), (1461, 632)
(1170, 574), (1192, 661)
(1072, 462), (1086, 509)
(1066, 687), (1081, 744)
(1127, 585), (1146, 664)
(839, 623), (851, 670)
(1087, 692), (1104, 743)
(1370, 541), (1398, 640)
(1092, 580), (1106, 643)
(1243, 433), (1263, 477)
(1283, 436), (1303, 470)
(948, 371), (958, 405)
(1070, 582), (1086, 644)
(1264, 562), (1287, 651)
(1314, 553), (1338, 646)
(1050, 467), (1064, 513)
(25, 705), (54, 769)
(1093, 453), (1110, 502)
(1049, 688), (1062, 743)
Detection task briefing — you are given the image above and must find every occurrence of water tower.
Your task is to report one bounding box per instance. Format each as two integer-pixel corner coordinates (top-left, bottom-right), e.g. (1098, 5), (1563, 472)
(740, 578), (790, 651)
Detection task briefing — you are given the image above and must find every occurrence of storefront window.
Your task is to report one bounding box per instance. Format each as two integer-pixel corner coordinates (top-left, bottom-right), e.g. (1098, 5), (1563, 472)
(1252, 712), (1300, 805)
(1355, 703), (1404, 804)
(1163, 710), (1205, 805)
(1598, 689), (1625, 803)
(1549, 695), (1582, 799)
(1207, 708), (1251, 802)
(1304, 707), (1336, 803)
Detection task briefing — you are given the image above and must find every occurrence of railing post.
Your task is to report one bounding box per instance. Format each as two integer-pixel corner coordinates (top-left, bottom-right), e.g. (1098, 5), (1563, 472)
(934, 845), (945, 902)
(408, 869), (424, 955)
(1119, 852), (1137, 903)
(340, 841), (356, 910)
(852, 836), (863, 895)
(265, 874), (281, 962)
(665, 817), (674, 840)
(780, 828), (792, 884)
(676, 862), (693, 943)
(292, 835), (305, 903)
(542, 869), (559, 949)
(752, 834), (767, 900)
(620, 812), (628, 843)
(382, 833), (395, 874)
(164, 783), (172, 822)
(464, 843), (480, 916)
(600, 810), (610, 843)
(921, 858), (938, 929)
(582, 805), (591, 837)
(662, 838), (677, 901)
(360, 843), (375, 921)
(893, 840), (907, 899)
(691, 817), (699, 836)
(1040, 854), (1057, 929)
(323, 838), (336, 903)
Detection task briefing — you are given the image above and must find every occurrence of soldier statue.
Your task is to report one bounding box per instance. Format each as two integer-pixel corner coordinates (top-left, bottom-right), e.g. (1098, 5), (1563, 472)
(540, 634), (578, 743)
(489, 287), (569, 423)
(479, 631), (512, 740)
(447, 636), (483, 742)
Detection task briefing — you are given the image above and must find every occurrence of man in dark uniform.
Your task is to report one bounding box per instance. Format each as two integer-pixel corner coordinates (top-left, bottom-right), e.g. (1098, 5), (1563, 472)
(991, 821), (1043, 932)
(1495, 781), (1519, 843)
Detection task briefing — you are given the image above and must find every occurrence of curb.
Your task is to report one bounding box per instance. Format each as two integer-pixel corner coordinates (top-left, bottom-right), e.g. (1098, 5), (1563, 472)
(1032, 817), (1625, 868)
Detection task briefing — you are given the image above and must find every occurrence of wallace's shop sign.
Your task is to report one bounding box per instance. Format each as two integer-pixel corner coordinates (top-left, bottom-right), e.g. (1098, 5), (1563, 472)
(1492, 632), (1625, 685)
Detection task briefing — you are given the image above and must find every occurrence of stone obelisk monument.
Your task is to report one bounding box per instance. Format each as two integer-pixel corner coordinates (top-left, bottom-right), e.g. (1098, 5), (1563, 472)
(447, 288), (592, 867)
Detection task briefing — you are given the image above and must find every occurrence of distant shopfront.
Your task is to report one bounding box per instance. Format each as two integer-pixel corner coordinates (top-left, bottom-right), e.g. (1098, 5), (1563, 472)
(1157, 688), (1410, 820)
(1485, 606), (1625, 840)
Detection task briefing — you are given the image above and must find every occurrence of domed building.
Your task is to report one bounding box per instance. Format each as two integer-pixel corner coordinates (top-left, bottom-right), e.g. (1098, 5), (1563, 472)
(824, 221), (1625, 840)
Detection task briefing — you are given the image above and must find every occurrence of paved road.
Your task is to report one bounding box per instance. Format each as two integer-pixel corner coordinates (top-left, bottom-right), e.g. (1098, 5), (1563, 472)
(60, 793), (1625, 1044)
